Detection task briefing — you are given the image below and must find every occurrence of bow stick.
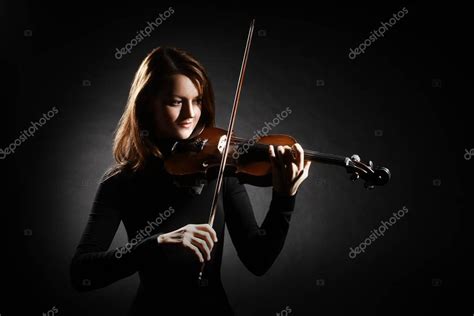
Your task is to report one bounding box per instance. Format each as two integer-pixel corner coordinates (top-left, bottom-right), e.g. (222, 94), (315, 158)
(198, 19), (255, 284)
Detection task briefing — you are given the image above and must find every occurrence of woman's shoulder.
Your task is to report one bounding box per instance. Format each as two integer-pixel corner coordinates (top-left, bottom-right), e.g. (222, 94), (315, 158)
(100, 157), (168, 186)
(99, 164), (135, 186)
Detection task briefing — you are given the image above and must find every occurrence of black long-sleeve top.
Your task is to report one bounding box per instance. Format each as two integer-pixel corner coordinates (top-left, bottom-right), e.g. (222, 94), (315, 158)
(70, 138), (297, 315)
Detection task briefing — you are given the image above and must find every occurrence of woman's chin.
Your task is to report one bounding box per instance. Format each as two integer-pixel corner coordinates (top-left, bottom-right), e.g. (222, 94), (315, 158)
(174, 129), (193, 140)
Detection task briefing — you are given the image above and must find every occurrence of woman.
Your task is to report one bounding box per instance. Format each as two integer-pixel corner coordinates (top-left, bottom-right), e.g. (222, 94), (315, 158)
(70, 47), (311, 315)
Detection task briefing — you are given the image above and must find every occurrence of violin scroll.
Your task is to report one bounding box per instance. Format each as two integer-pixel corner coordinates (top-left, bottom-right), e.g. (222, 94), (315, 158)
(345, 154), (391, 190)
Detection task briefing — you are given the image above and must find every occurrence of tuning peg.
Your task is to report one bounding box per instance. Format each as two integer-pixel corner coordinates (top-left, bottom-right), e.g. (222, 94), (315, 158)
(350, 172), (359, 181)
(369, 160), (373, 168)
(351, 154), (361, 162)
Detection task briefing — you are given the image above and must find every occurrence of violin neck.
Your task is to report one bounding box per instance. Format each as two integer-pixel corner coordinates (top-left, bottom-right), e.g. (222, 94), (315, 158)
(303, 149), (348, 167)
(233, 141), (348, 168)
(251, 143), (348, 167)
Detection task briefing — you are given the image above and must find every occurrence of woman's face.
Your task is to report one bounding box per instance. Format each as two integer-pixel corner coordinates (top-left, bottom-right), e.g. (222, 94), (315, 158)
(153, 74), (202, 140)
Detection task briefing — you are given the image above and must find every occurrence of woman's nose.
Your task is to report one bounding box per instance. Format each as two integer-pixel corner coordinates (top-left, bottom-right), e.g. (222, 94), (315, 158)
(182, 101), (195, 118)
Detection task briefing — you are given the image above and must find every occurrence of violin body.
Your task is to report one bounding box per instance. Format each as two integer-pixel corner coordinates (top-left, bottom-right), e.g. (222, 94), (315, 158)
(164, 127), (292, 186)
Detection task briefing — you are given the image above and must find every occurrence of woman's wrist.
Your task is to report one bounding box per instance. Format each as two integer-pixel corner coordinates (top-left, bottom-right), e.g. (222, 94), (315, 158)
(273, 188), (296, 197)
(270, 188), (297, 212)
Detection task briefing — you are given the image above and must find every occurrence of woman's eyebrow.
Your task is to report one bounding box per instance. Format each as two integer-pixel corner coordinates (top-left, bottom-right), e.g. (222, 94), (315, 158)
(170, 94), (201, 99)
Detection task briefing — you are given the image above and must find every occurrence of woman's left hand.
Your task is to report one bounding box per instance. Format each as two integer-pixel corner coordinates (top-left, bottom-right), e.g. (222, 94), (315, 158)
(269, 143), (311, 196)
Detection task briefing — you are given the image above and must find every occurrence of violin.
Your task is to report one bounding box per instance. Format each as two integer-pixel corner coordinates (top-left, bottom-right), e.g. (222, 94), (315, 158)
(164, 126), (391, 190)
(165, 19), (390, 285)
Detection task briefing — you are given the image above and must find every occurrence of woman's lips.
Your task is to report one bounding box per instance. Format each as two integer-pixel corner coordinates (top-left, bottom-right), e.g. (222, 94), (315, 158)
(178, 121), (192, 128)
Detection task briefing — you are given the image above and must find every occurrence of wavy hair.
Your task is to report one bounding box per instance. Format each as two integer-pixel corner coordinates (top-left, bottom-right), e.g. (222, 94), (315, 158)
(108, 47), (215, 176)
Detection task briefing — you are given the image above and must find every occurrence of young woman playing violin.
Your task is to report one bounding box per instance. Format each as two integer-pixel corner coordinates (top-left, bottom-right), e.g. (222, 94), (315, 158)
(70, 47), (311, 315)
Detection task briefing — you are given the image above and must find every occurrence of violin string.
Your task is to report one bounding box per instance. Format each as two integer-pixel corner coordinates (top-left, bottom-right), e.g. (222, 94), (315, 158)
(221, 140), (347, 165)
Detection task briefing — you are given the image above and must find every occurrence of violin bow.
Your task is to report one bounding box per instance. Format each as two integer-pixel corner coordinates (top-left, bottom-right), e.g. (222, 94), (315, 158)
(198, 19), (255, 284)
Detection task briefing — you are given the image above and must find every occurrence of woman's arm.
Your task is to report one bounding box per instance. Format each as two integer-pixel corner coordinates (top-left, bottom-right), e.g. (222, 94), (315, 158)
(70, 173), (162, 292)
(223, 176), (296, 276)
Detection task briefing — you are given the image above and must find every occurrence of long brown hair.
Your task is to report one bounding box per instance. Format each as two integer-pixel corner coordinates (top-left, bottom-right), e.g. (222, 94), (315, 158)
(109, 47), (215, 176)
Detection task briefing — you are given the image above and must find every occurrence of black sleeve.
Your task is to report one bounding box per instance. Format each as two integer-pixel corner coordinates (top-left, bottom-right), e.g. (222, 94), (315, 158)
(223, 177), (297, 276)
(69, 173), (163, 292)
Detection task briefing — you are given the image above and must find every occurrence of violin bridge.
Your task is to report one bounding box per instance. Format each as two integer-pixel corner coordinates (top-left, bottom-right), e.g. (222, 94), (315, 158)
(217, 135), (227, 154)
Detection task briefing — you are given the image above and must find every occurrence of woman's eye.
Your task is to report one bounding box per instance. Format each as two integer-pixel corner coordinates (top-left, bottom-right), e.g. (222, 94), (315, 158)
(171, 100), (182, 106)
(193, 99), (203, 106)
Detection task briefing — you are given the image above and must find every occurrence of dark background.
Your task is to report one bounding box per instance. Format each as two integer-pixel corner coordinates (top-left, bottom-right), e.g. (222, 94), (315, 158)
(2, 2), (471, 315)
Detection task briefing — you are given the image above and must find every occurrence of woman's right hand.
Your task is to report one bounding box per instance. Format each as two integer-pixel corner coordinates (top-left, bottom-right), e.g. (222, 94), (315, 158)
(157, 224), (218, 263)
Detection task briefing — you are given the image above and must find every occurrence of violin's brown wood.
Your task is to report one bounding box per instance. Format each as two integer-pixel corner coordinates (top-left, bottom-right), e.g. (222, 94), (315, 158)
(164, 127), (390, 188)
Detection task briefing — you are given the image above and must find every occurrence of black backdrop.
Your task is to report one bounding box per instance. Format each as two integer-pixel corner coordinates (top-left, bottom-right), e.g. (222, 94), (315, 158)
(2, 2), (472, 316)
